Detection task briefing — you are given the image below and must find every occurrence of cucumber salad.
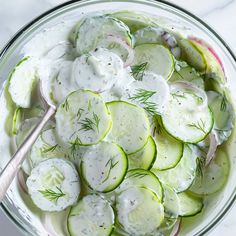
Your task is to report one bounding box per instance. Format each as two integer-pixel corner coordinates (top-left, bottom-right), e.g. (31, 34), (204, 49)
(2, 10), (234, 236)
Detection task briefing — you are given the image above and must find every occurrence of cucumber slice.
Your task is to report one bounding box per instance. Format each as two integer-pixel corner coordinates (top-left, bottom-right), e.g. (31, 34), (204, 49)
(170, 64), (205, 89)
(128, 136), (156, 170)
(190, 149), (230, 195)
(177, 191), (203, 217)
(133, 44), (174, 79)
(55, 90), (112, 146)
(45, 42), (75, 61)
(72, 48), (124, 92)
(106, 101), (150, 154)
(190, 39), (225, 84)
(68, 194), (114, 236)
(50, 60), (76, 105)
(152, 144), (198, 192)
(153, 123), (183, 170)
(81, 142), (128, 192)
(178, 38), (206, 72)
(161, 87), (213, 143)
(12, 107), (22, 135)
(12, 106), (44, 135)
(207, 91), (234, 144)
(134, 26), (165, 46)
(75, 15), (132, 55)
(30, 128), (69, 168)
(8, 57), (38, 108)
(26, 158), (80, 212)
(116, 169), (163, 202)
(157, 185), (180, 232)
(124, 71), (170, 115)
(110, 11), (158, 33)
(16, 118), (40, 175)
(163, 185), (180, 218)
(116, 187), (164, 236)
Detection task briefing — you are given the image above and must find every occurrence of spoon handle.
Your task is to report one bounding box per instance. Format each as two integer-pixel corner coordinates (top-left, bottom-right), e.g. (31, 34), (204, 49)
(0, 106), (56, 202)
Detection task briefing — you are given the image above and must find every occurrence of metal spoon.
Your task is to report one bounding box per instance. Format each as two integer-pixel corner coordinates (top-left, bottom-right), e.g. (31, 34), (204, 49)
(0, 82), (56, 202)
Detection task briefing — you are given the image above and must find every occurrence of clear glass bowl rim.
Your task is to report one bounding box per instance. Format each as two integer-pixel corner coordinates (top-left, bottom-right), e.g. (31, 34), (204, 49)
(0, 0), (236, 235)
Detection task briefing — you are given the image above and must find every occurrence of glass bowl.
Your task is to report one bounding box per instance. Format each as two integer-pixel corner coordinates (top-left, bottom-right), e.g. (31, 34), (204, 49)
(0, 0), (236, 235)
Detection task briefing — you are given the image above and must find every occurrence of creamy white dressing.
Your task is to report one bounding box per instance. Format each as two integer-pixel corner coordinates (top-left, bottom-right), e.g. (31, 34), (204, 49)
(0, 9), (234, 236)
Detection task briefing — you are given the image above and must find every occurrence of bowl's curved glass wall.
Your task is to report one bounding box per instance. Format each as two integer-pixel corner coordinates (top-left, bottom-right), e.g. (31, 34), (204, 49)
(0, 0), (236, 235)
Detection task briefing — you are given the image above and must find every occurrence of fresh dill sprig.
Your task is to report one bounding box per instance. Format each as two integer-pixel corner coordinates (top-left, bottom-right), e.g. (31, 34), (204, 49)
(77, 108), (84, 119)
(39, 186), (65, 202)
(69, 136), (81, 159)
(220, 94), (227, 112)
(171, 92), (186, 102)
(79, 112), (100, 132)
(102, 157), (119, 183)
(129, 89), (157, 115)
(128, 172), (148, 179)
(131, 62), (148, 81)
(41, 144), (58, 154)
(187, 119), (207, 134)
(62, 98), (69, 111)
(196, 156), (205, 178)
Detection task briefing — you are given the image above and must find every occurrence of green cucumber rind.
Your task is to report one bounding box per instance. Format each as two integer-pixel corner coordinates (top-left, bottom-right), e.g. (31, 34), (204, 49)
(56, 89), (112, 147)
(68, 194), (115, 236)
(153, 122), (184, 170)
(128, 136), (157, 170)
(106, 100), (150, 155)
(161, 105), (214, 144)
(117, 168), (164, 202)
(177, 192), (204, 217)
(80, 144), (128, 193)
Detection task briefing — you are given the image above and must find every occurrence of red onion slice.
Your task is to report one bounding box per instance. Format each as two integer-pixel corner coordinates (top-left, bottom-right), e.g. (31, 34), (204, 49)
(189, 37), (225, 75)
(170, 218), (181, 236)
(206, 131), (219, 166)
(17, 170), (28, 194)
(170, 81), (208, 110)
(106, 35), (135, 67)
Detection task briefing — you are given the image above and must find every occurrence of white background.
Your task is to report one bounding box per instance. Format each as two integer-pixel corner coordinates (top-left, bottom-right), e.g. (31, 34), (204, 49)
(0, 0), (236, 235)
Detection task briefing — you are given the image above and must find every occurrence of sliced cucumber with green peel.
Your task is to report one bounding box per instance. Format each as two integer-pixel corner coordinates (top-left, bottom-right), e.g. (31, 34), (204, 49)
(190, 149), (230, 195)
(81, 142), (128, 192)
(177, 191), (203, 217)
(110, 11), (158, 33)
(190, 39), (225, 84)
(106, 101), (150, 154)
(178, 38), (206, 72)
(133, 44), (174, 79)
(153, 124), (183, 170)
(55, 90), (112, 146)
(163, 185), (180, 218)
(30, 128), (69, 168)
(116, 187), (164, 236)
(207, 91), (234, 144)
(68, 194), (115, 236)
(162, 87), (213, 143)
(125, 71), (170, 115)
(128, 136), (156, 170)
(16, 117), (41, 175)
(12, 106), (44, 135)
(134, 26), (165, 46)
(116, 169), (163, 202)
(170, 64), (205, 89)
(50, 60), (76, 105)
(75, 15), (132, 55)
(152, 144), (198, 192)
(8, 57), (38, 108)
(26, 158), (80, 212)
